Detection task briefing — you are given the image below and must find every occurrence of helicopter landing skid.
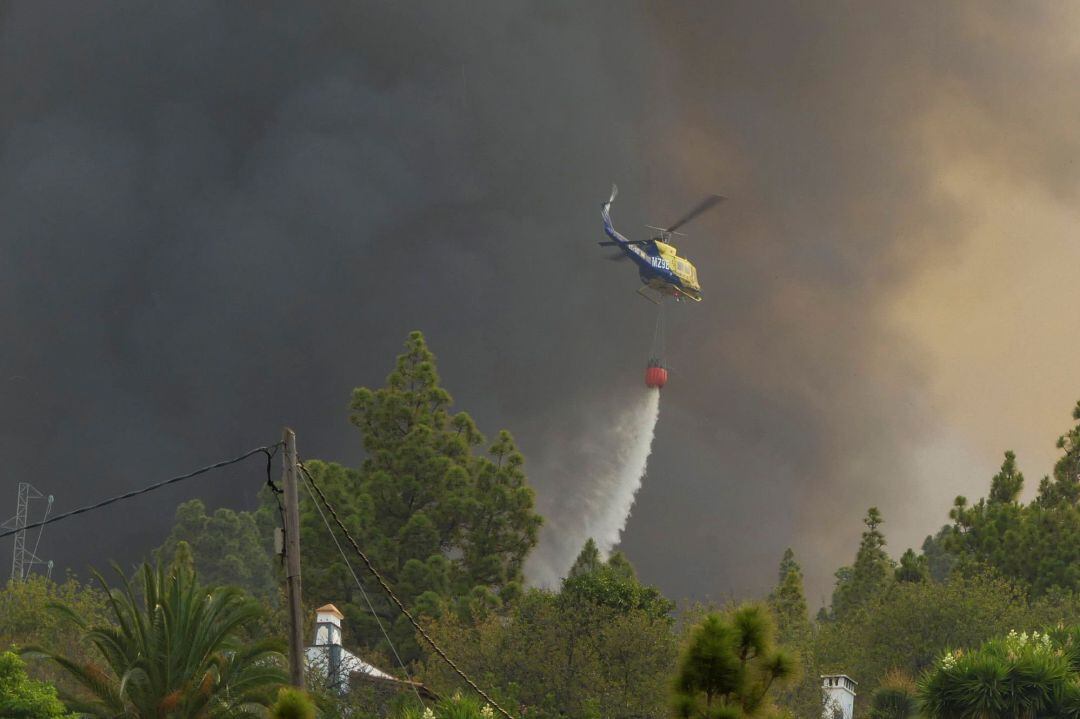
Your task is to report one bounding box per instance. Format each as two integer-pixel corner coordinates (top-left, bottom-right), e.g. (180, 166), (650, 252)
(672, 286), (700, 303)
(636, 286), (664, 304)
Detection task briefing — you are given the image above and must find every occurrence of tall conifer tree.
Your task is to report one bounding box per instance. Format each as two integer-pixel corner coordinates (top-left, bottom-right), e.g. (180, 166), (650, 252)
(830, 507), (893, 619)
(768, 548), (810, 644)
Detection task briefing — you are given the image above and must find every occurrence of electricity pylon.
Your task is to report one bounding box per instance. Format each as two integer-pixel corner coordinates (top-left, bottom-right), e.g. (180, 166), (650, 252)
(3, 483), (53, 581)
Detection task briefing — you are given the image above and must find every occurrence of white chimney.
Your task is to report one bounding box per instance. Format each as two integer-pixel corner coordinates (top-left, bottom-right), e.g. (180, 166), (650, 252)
(314, 603), (344, 647)
(821, 674), (856, 719)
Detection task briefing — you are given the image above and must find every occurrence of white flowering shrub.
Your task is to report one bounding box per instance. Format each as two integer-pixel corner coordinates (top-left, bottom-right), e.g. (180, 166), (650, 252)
(921, 627), (1080, 718)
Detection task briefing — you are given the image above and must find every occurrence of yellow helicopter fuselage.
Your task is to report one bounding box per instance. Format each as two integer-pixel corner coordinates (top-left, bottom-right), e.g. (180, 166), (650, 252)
(651, 240), (700, 293)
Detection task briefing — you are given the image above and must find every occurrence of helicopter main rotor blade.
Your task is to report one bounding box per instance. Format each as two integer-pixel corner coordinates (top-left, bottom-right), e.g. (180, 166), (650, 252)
(665, 194), (725, 233)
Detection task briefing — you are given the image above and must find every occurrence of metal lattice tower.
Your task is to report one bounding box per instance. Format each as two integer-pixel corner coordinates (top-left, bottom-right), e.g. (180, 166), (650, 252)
(3, 483), (52, 582)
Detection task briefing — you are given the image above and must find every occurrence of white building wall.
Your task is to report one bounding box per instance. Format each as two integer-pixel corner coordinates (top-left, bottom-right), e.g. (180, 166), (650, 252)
(821, 675), (856, 719)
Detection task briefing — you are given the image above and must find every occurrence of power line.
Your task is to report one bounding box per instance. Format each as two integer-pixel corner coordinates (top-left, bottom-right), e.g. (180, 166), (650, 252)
(298, 461), (515, 719)
(298, 466), (427, 709)
(0, 443), (282, 540)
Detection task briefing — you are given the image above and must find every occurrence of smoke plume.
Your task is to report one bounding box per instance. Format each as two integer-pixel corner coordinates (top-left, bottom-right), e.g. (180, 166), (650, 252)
(4, 2), (1080, 605)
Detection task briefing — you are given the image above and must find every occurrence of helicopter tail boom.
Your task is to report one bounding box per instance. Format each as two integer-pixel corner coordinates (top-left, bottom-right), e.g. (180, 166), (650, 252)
(599, 239), (650, 247)
(601, 184), (632, 246)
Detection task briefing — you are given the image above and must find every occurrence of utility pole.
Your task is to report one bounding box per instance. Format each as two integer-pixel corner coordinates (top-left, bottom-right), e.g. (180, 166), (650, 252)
(281, 427), (306, 689)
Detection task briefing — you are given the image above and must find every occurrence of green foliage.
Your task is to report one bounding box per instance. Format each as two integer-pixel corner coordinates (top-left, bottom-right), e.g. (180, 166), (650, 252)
(893, 549), (927, 584)
(30, 560), (285, 718)
(1035, 399), (1080, 508)
(920, 527), (956, 583)
(394, 692), (496, 719)
(0, 651), (73, 719)
(988, 450), (1024, 504)
(866, 671), (916, 719)
(262, 332), (542, 661)
(946, 452), (1028, 583)
(271, 687), (317, 719)
(422, 552), (678, 719)
(821, 571), (1031, 691)
(568, 539), (602, 578)
(780, 570), (1078, 719)
(672, 604), (797, 719)
(768, 549), (810, 646)
(829, 508), (894, 620)
(947, 406), (1080, 597)
(560, 543), (674, 620)
(0, 574), (108, 695)
(767, 551), (813, 717)
(917, 627), (1080, 719)
(779, 411), (1080, 719)
(155, 498), (276, 600)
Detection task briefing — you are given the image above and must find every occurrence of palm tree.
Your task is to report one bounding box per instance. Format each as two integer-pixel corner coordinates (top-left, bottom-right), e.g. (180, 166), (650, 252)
(30, 556), (285, 718)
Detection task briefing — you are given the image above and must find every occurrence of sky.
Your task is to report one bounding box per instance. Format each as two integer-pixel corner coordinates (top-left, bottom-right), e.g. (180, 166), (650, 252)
(2, 1), (1080, 605)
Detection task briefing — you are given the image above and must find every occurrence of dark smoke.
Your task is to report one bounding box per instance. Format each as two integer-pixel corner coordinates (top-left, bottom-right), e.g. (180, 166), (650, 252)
(2, 2), (1077, 603)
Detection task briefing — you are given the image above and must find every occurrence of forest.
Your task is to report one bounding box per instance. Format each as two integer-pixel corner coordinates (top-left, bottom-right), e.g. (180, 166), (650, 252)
(6, 331), (1080, 719)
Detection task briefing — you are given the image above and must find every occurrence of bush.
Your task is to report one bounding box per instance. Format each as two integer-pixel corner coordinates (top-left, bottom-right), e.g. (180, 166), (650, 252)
(272, 688), (317, 719)
(918, 628), (1080, 718)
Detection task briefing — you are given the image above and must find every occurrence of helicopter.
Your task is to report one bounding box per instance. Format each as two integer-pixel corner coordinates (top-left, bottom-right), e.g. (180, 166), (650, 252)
(600, 184), (723, 303)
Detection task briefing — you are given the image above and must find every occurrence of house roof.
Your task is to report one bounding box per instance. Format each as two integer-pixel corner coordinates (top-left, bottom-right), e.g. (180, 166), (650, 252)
(348, 669), (440, 701)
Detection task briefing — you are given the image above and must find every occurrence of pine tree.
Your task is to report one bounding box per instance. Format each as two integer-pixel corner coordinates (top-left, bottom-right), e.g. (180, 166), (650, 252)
(989, 451), (1024, 504)
(568, 538), (602, 578)
(672, 604), (797, 719)
(155, 499), (275, 599)
(830, 507), (894, 619)
(561, 541), (673, 618)
(347, 331), (542, 601)
(921, 526), (957, 582)
(263, 331), (543, 658)
(768, 548), (810, 644)
(1037, 401), (1080, 507)
(606, 550), (637, 580)
(894, 548), (928, 583)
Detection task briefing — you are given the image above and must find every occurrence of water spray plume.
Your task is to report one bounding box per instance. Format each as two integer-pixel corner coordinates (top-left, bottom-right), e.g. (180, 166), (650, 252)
(528, 388), (662, 585)
(587, 388), (661, 558)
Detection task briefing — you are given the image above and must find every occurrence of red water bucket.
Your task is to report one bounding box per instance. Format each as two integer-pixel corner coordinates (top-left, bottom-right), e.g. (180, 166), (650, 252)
(645, 365), (668, 389)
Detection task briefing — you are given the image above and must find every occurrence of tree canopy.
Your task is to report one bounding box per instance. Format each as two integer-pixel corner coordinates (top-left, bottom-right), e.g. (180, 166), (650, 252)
(828, 507), (894, 620)
(263, 331), (543, 660)
(155, 498), (276, 600)
(561, 541), (674, 620)
(672, 604), (797, 719)
(947, 404), (1080, 596)
(0, 651), (72, 719)
(768, 548), (810, 646)
(0, 575), (108, 695)
(423, 546), (677, 719)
